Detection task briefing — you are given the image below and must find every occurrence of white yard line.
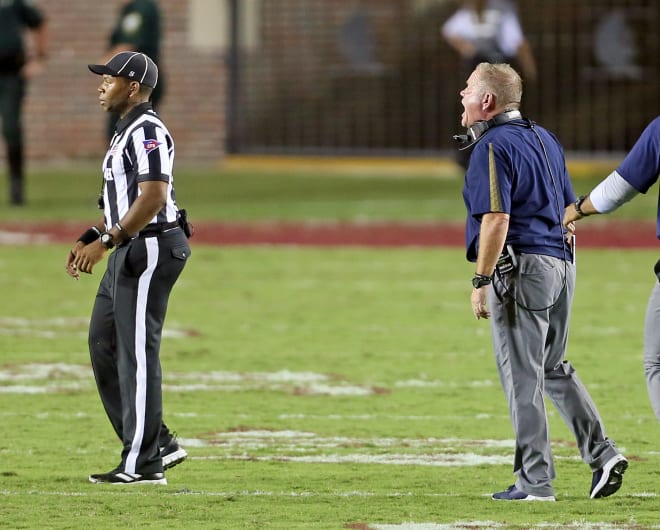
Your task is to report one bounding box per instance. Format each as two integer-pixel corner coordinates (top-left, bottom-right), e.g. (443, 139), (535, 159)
(368, 521), (660, 530)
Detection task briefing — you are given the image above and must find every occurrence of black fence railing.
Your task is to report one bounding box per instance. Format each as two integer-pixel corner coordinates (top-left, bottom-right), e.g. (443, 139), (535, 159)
(228, 0), (659, 155)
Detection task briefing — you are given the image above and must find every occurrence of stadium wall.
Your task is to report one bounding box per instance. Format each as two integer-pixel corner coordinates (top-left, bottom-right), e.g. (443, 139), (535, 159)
(14, 0), (660, 165)
(23, 0), (227, 164)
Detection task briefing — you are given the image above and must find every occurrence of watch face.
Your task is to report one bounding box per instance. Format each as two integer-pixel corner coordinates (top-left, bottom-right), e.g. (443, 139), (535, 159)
(472, 277), (490, 288)
(101, 233), (114, 248)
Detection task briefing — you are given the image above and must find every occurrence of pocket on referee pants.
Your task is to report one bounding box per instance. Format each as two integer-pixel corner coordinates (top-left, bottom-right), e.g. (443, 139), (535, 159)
(170, 245), (191, 261)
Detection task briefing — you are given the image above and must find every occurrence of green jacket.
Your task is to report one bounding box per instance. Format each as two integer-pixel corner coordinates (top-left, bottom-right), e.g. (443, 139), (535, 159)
(0, 0), (44, 73)
(110, 0), (161, 64)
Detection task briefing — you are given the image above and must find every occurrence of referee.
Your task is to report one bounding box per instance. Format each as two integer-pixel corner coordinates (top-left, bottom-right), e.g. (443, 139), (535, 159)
(66, 52), (190, 485)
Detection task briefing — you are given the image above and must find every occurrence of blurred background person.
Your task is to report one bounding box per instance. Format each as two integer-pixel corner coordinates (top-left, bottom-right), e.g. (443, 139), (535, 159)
(443, 0), (537, 170)
(442, 0), (536, 81)
(0, 0), (47, 206)
(103, 0), (163, 139)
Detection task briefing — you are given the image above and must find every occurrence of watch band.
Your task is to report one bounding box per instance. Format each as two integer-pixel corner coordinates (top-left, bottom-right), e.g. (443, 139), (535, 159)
(472, 273), (492, 289)
(574, 195), (588, 217)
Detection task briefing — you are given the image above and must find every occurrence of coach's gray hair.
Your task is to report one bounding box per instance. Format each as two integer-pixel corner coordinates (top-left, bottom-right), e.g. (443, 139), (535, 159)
(474, 63), (522, 110)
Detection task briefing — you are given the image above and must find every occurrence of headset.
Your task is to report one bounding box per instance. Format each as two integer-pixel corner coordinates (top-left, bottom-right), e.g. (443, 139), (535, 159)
(453, 109), (523, 150)
(455, 111), (572, 312)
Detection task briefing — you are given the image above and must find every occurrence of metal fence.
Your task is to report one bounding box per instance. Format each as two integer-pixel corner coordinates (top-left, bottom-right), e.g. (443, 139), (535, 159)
(228, 0), (659, 156)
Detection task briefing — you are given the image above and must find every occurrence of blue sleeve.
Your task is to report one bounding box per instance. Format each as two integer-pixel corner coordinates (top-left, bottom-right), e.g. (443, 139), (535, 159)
(617, 116), (660, 194)
(464, 140), (512, 219)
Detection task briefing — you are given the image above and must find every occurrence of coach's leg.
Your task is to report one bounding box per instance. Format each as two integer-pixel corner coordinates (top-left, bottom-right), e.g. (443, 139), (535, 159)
(543, 261), (619, 469)
(490, 260), (555, 498)
(643, 281), (660, 421)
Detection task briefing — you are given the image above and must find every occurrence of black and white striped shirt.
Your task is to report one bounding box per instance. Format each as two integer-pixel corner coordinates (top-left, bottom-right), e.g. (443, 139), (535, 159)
(101, 102), (179, 230)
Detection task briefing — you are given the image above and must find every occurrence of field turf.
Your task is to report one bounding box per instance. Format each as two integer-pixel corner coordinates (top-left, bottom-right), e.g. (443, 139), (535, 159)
(0, 161), (658, 529)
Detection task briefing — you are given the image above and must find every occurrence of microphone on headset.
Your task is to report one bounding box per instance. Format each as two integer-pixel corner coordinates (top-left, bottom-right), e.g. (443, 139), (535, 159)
(453, 133), (471, 145)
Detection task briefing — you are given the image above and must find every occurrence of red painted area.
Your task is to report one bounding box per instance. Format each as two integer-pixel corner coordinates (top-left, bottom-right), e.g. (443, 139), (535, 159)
(0, 220), (657, 248)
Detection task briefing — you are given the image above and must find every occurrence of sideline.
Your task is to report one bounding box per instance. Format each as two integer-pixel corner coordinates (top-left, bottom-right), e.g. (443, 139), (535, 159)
(0, 219), (656, 248)
(221, 154), (623, 179)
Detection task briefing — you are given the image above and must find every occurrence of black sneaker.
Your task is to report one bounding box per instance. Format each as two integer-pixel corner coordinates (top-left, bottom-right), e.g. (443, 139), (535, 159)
(89, 471), (167, 485)
(160, 434), (188, 470)
(590, 454), (628, 499)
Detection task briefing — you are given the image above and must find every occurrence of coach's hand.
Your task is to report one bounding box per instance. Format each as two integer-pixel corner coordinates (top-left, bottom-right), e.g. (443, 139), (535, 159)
(471, 287), (490, 320)
(563, 205), (581, 229)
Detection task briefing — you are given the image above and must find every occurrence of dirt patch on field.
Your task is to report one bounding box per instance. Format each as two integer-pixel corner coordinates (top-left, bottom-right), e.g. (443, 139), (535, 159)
(0, 220), (657, 248)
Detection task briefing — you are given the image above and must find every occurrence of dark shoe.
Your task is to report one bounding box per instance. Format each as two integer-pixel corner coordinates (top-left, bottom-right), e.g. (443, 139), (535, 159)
(9, 188), (23, 205)
(160, 434), (188, 470)
(89, 470), (167, 485)
(9, 176), (23, 205)
(590, 454), (628, 499)
(492, 484), (556, 501)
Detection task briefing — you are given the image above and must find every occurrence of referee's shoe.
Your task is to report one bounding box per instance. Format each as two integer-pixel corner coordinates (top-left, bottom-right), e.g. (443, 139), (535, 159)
(160, 434), (188, 470)
(89, 470), (167, 485)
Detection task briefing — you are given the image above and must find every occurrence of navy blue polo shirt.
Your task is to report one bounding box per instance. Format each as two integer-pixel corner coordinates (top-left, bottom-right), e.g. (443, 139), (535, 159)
(462, 120), (575, 262)
(615, 116), (660, 238)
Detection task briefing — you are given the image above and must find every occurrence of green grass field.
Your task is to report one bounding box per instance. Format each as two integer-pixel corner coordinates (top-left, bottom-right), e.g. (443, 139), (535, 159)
(1, 161), (659, 529)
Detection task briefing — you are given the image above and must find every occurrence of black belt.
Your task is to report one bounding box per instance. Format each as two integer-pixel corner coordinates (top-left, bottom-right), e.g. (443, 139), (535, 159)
(138, 220), (180, 237)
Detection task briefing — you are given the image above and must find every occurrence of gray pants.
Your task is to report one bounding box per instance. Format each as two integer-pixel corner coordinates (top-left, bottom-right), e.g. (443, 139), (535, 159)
(489, 253), (619, 496)
(643, 281), (660, 420)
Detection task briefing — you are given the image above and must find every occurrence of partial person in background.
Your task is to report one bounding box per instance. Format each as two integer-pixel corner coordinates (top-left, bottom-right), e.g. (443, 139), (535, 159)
(442, 0), (536, 169)
(442, 0), (536, 81)
(460, 62), (626, 501)
(0, 0), (48, 205)
(563, 115), (660, 423)
(104, 0), (163, 139)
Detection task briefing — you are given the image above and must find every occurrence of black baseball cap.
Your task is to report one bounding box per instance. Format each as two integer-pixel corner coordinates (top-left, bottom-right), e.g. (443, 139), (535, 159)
(88, 51), (158, 88)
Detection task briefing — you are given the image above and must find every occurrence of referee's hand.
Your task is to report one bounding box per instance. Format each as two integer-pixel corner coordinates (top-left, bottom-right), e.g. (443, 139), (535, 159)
(65, 243), (83, 280)
(66, 241), (105, 278)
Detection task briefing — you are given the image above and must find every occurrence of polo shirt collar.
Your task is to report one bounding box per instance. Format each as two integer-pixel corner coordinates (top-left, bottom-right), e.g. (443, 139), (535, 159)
(115, 102), (154, 134)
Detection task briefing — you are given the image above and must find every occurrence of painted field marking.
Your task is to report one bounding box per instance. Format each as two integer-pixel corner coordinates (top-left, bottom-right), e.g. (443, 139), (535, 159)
(0, 362), (504, 397)
(368, 521), (660, 530)
(0, 363), (385, 396)
(177, 430), (626, 468)
(0, 317), (188, 339)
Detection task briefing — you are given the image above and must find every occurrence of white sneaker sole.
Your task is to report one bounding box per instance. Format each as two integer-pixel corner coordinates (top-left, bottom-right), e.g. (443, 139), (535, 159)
(88, 473), (168, 485)
(162, 448), (188, 470)
(521, 495), (556, 502)
(590, 454), (628, 499)
(492, 494), (556, 501)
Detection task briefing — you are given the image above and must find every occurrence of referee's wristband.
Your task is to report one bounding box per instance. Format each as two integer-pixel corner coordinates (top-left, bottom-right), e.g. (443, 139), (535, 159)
(77, 226), (101, 245)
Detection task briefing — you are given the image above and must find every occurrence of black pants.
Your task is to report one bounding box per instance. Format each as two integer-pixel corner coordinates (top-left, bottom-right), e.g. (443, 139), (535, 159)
(89, 228), (190, 474)
(0, 74), (25, 203)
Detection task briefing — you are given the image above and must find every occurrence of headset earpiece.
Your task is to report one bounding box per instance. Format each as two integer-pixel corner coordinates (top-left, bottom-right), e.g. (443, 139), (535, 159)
(454, 110), (524, 150)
